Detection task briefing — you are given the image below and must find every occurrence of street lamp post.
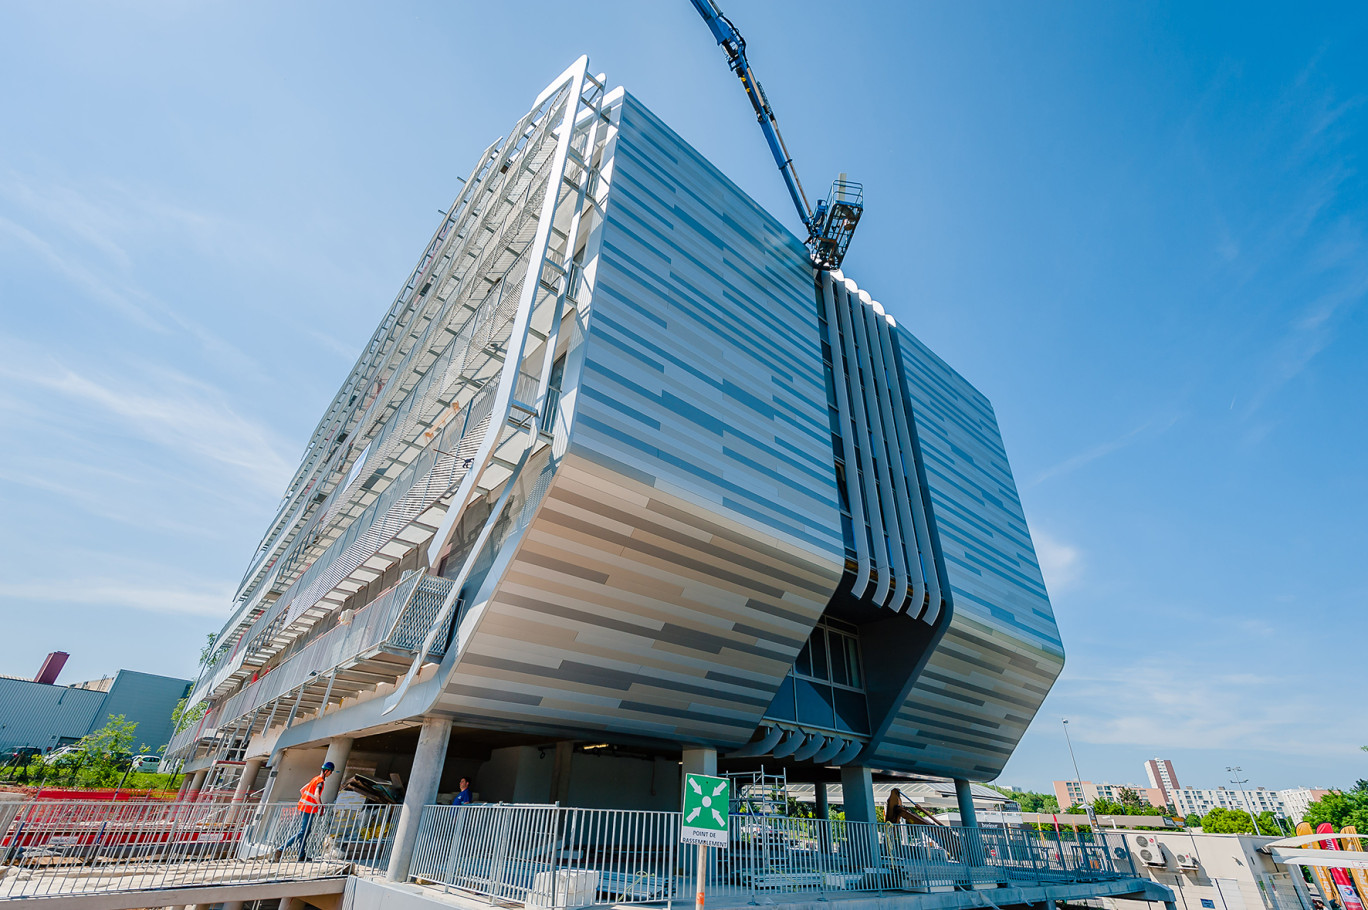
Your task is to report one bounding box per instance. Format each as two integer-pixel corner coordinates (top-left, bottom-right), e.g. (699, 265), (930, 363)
(1062, 719), (1098, 829)
(1226, 767), (1264, 835)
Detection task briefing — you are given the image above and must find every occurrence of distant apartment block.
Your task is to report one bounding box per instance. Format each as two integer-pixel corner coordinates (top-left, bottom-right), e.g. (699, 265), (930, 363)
(1054, 779), (1167, 810)
(1170, 786), (1328, 822)
(1143, 758), (1180, 803)
(1277, 787), (1332, 824)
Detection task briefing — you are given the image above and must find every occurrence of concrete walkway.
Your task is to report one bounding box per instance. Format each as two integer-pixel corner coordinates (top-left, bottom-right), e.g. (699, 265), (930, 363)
(344, 875), (1173, 910)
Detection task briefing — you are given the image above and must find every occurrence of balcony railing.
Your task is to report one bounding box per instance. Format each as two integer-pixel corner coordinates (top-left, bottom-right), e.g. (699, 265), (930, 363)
(0, 799), (396, 900)
(174, 574), (458, 756)
(410, 804), (1135, 907)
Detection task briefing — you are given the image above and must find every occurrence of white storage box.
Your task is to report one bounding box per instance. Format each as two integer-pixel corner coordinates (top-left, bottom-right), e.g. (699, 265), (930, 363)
(527, 869), (598, 910)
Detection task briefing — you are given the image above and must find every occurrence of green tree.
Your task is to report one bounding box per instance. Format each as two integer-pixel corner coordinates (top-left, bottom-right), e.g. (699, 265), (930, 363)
(987, 786), (1059, 813)
(1184, 813), (1203, 827)
(1117, 787), (1145, 809)
(171, 697), (207, 733)
(73, 715), (140, 786)
(1200, 807), (1280, 835)
(1304, 788), (1368, 832)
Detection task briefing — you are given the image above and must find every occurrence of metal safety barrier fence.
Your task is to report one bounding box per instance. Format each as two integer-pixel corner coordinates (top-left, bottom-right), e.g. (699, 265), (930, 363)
(410, 803), (1134, 909)
(0, 799), (397, 901)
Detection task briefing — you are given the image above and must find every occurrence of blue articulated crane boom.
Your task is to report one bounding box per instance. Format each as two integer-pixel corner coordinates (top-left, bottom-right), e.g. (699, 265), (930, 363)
(688, 0), (863, 270)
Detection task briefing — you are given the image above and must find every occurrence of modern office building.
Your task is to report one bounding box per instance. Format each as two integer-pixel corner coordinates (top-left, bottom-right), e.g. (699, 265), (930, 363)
(166, 58), (1063, 860)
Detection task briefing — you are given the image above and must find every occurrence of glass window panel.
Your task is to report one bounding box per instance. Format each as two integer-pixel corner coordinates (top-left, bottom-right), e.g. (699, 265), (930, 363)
(829, 633), (849, 687)
(810, 629), (829, 681)
(834, 689), (869, 735)
(795, 678), (836, 729)
(845, 637), (862, 688)
(794, 641), (812, 678)
(764, 675), (796, 722)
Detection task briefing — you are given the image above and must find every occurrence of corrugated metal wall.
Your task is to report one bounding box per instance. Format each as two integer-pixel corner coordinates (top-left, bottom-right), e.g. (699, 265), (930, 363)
(0, 679), (104, 751)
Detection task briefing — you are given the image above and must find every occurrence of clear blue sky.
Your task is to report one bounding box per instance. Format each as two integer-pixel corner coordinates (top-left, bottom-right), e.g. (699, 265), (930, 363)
(1, 2), (1364, 793)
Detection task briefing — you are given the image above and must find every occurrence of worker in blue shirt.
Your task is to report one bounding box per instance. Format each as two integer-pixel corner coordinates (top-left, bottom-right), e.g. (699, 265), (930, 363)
(453, 776), (473, 805)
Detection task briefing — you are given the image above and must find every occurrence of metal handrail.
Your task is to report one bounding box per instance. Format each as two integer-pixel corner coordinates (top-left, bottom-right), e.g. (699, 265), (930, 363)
(0, 799), (398, 900)
(410, 805), (1132, 906)
(203, 574), (457, 734)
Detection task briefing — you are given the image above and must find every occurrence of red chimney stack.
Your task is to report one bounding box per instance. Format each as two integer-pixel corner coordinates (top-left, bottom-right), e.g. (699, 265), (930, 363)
(34, 652), (69, 686)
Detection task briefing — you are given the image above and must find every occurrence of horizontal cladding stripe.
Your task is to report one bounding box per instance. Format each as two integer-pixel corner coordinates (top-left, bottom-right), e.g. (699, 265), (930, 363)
(914, 668), (1046, 712)
(580, 320), (831, 469)
(437, 443), (835, 744)
(886, 712), (1025, 747)
(594, 247), (813, 398)
(938, 625), (1061, 672)
(573, 416), (838, 551)
(946, 583), (1061, 643)
(480, 604), (784, 695)
(462, 652), (772, 708)
(882, 735), (1013, 758)
(545, 489), (833, 597)
(497, 573), (787, 661)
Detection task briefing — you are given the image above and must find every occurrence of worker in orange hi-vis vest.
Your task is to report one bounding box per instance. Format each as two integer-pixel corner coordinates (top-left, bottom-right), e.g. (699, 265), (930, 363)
(277, 761), (335, 862)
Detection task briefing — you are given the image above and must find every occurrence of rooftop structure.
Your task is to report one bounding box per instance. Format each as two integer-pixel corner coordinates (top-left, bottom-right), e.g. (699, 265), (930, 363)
(166, 60), (1063, 868)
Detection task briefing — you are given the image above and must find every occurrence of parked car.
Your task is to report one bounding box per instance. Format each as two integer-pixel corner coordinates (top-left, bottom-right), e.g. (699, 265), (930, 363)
(40, 745), (81, 765)
(131, 754), (161, 773)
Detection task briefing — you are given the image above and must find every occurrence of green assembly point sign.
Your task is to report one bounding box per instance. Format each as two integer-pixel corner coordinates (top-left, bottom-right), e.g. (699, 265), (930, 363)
(681, 773), (730, 847)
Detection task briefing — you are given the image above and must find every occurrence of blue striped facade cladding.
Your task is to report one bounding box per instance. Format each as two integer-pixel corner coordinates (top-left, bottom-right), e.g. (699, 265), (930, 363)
(427, 93), (844, 747)
(424, 88), (1061, 777)
(572, 95), (845, 564)
(867, 330), (1064, 778)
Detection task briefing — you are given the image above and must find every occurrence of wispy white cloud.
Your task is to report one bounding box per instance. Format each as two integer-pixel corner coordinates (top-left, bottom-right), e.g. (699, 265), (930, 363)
(307, 329), (363, 362)
(0, 341), (293, 496)
(0, 172), (265, 377)
(0, 578), (232, 618)
(1032, 414), (1181, 485)
(0, 213), (163, 330)
(1057, 653), (1367, 756)
(1033, 530), (1083, 593)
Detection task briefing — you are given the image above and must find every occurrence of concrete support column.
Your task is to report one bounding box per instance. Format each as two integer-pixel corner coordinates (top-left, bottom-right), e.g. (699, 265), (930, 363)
(386, 716), (452, 882)
(220, 902), (244, 910)
(681, 746), (717, 778)
(185, 768), (208, 802)
(320, 736), (354, 803)
(550, 741), (574, 804)
(839, 765), (880, 862)
(839, 765), (876, 824)
(279, 898), (301, 910)
(232, 758), (264, 803)
(954, 778), (979, 828)
(954, 778), (986, 867)
(815, 781), (830, 854)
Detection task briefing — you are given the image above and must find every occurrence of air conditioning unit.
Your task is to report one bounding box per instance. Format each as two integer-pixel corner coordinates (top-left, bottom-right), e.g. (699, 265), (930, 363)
(1175, 853), (1199, 869)
(1139, 847), (1167, 867)
(1134, 835), (1152, 847)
